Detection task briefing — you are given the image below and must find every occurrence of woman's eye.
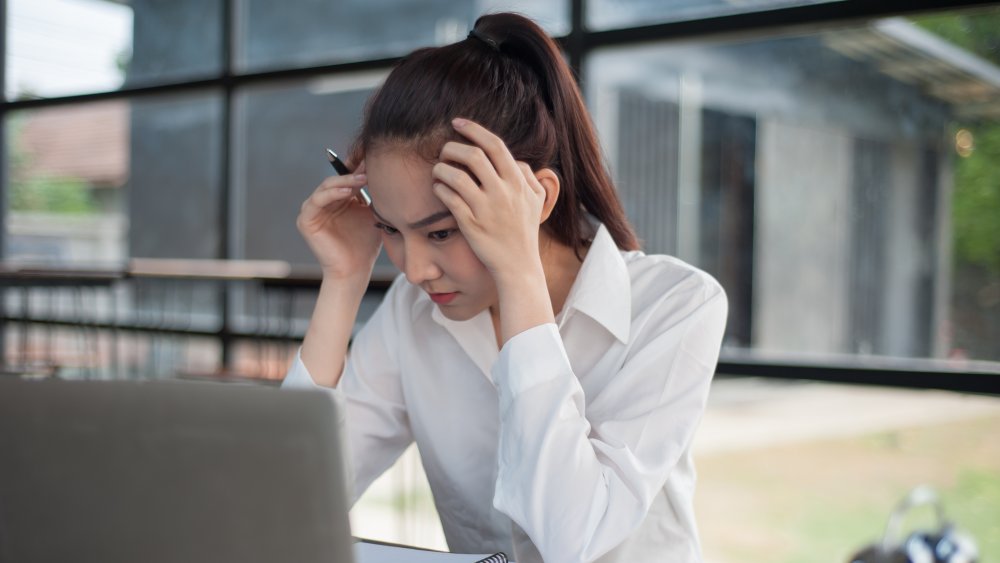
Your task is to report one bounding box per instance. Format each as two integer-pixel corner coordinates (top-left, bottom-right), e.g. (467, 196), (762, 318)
(428, 229), (454, 242)
(375, 223), (398, 235)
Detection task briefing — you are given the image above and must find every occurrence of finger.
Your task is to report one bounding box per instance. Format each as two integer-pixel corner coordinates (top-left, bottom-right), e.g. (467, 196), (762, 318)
(301, 178), (363, 214)
(316, 173), (367, 193)
(432, 182), (475, 225)
(451, 118), (522, 182)
(300, 190), (352, 221)
(432, 162), (487, 208)
(439, 141), (497, 189)
(516, 162), (545, 196)
(312, 174), (368, 206)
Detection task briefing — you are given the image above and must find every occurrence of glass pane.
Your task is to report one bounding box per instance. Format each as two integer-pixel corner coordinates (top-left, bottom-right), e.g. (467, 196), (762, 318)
(5, 91), (224, 261)
(587, 0), (841, 31)
(128, 91), (225, 259)
(585, 8), (1000, 366)
(6, 0), (223, 100)
(235, 0), (568, 73)
(233, 72), (384, 266)
(6, 100), (128, 264)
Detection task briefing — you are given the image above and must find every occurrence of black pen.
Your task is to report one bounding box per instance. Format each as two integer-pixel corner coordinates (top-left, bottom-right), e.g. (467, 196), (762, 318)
(326, 148), (371, 206)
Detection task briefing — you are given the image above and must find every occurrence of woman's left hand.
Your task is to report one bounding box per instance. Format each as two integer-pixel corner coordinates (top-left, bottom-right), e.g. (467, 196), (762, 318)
(431, 118), (548, 284)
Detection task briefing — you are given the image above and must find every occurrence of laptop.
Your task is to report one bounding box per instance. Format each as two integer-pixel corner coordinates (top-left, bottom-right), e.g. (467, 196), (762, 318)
(0, 376), (355, 563)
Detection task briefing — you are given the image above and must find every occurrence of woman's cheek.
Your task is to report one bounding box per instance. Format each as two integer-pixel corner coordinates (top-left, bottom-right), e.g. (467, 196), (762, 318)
(382, 236), (405, 271)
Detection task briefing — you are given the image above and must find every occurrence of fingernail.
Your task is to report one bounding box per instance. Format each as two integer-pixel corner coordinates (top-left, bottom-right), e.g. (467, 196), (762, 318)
(353, 174), (367, 183)
(452, 117), (467, 128)
(337, 187), (354, 193)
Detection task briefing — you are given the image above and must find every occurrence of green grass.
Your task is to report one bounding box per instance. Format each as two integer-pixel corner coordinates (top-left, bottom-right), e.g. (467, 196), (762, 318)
(946, 469), (1000, 558)
(696, 415), (1000, 563)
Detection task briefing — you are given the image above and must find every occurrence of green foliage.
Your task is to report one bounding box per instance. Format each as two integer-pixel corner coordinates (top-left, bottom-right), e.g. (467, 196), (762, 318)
(952, 125), (1000, 272)
(10, 175), (97, 214)
(914, 12), (1000, 66)
(6, 112), (98, 215)
(915, 13), (1000, 273)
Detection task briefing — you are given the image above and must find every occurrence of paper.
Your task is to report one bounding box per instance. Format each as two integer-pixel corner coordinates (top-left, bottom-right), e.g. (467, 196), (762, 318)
(354, 541), (512, 563)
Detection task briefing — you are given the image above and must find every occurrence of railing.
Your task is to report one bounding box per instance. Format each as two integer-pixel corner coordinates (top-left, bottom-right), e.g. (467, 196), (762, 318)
(0, 259), (394, 380)
(3, 260), (998, 394)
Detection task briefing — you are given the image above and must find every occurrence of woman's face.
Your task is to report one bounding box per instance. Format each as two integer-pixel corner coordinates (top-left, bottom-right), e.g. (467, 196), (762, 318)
(365, 147), (498, 321)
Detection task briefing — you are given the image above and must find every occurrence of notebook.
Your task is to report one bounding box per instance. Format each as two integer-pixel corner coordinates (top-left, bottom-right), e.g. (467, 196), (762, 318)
(0, 376), (354, 563)
(356, 542), (508, 562)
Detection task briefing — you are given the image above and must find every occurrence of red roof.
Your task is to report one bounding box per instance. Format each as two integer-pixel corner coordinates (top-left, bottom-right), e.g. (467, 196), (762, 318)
(16, 99), (129, 188)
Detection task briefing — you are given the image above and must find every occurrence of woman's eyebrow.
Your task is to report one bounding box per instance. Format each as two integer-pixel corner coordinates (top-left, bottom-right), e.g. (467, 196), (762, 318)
(371, 206), (453, 230)
(408, 210), (453, 229)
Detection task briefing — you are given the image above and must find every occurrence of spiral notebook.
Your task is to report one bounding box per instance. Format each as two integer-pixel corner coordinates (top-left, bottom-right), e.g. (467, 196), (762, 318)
(355, 543), (509, 562)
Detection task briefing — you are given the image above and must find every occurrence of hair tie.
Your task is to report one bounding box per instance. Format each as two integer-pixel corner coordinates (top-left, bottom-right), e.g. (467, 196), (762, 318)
(468, 29), (501, 52)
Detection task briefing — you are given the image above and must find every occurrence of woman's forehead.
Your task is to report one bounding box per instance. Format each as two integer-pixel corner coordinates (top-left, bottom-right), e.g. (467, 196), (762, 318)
(366, 149), (445, 223)
(367, 148), (434, 189)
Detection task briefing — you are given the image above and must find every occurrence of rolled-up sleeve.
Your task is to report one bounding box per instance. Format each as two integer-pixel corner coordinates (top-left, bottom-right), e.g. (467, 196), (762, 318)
(281, 349), (334, 391)
(491, 285), (727, 563)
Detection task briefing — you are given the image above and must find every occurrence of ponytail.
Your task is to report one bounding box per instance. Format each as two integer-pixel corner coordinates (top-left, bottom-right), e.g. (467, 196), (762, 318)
(355, 12), (639, 253)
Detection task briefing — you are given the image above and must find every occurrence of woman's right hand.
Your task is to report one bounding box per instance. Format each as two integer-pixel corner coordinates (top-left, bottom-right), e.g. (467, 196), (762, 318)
(296, 164), (381, 280)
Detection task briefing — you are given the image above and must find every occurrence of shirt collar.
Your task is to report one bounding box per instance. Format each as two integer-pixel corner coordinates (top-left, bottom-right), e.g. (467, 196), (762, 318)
(418, 293), (498, 383)
(558, 222), (632, 343)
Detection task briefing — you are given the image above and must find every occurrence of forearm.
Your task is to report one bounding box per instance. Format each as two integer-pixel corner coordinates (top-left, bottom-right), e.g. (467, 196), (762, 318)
(494, 261), (554, 345)
(299, 273), (370, 387)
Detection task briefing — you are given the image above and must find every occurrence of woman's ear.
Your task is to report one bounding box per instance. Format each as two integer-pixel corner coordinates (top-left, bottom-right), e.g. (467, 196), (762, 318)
(534, 168), (561, 223)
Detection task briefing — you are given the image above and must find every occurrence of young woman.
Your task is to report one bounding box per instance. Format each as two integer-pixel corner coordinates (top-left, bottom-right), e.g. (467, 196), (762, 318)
(283, 12), (727, 563)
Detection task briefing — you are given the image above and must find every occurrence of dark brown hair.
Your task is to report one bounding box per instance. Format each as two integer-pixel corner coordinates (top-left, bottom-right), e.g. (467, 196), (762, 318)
(351, 12), (639, 252)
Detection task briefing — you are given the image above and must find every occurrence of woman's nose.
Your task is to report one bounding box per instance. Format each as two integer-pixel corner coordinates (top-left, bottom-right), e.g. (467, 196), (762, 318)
(401, 241), (442, 285)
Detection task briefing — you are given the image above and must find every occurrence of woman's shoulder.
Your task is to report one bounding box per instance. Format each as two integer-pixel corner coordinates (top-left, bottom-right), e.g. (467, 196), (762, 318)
(620, 249), (727, 320)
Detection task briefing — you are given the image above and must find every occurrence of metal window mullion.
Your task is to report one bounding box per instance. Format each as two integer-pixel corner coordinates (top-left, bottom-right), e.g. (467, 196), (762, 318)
(219, 0), (235, 371)
(1, 0), (7, 368)
(568, 0), (586, 80)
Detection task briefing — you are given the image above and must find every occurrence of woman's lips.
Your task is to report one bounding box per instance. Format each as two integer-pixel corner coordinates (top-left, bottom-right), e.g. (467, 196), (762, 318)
(429, 292), (458, 305)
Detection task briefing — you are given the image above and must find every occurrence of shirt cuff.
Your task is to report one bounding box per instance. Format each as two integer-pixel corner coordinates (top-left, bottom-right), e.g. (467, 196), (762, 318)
(281, 348), (348, 428)
(281, 347), (325, 390)
(492, 323), (572, 401)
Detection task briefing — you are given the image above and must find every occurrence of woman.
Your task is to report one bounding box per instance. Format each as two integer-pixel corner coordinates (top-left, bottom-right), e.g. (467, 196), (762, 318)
(284, 12), (727, 562)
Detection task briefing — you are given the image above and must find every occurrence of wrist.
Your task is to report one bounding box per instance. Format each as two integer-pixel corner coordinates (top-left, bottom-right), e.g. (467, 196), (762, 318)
(493, 258), (546, 294)
(494, 262), (555, 344)
(320, 268), (372, 290)
(301, 272), (370, 388)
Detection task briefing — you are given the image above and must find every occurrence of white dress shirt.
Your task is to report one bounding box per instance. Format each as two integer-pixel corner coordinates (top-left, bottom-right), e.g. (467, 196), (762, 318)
(283, 223), (727, 563)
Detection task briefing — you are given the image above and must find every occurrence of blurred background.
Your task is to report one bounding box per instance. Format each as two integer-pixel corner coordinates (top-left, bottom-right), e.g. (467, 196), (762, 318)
(2, 0), (999, 561)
